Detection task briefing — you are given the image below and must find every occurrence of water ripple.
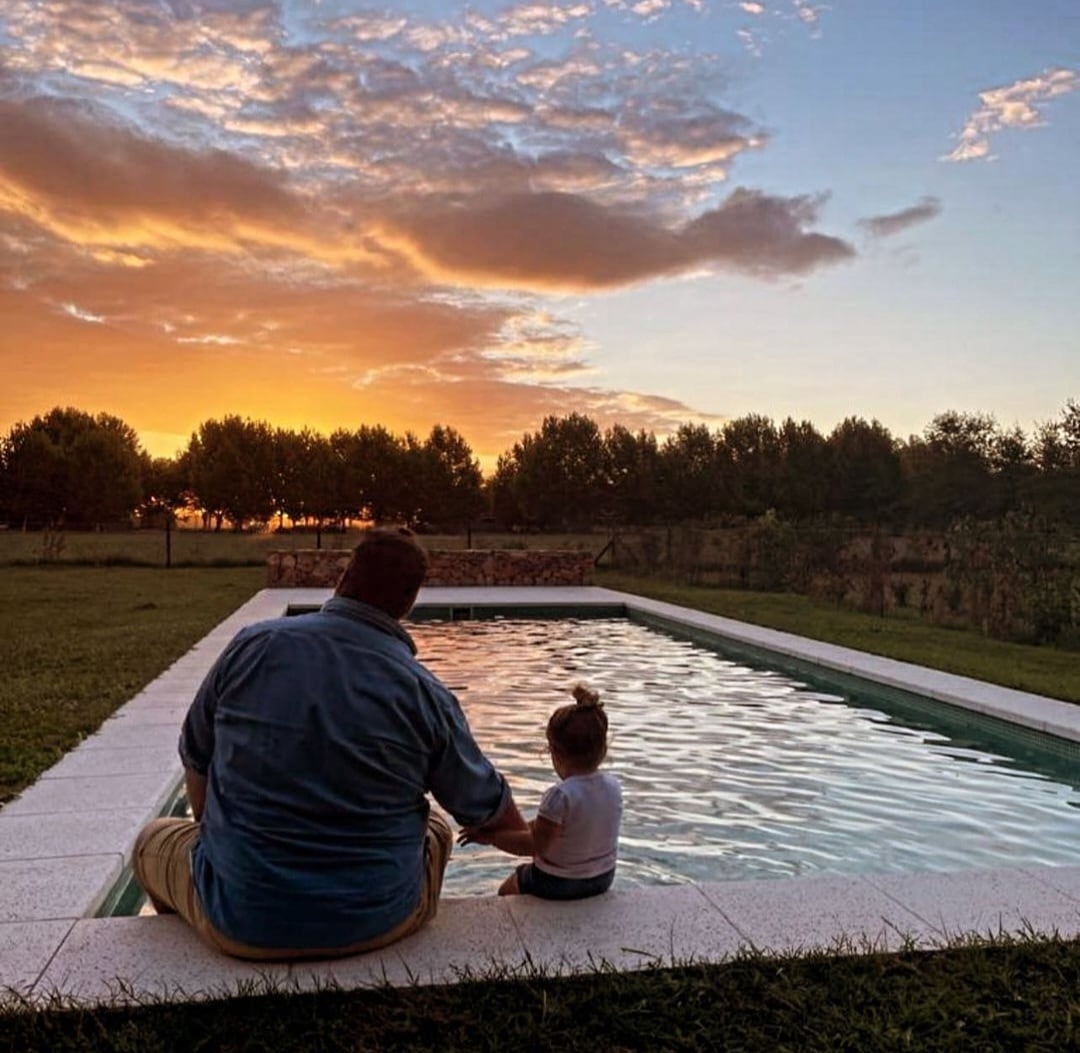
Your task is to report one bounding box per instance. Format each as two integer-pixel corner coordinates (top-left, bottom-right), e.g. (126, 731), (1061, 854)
(411, 617), (1080, 896)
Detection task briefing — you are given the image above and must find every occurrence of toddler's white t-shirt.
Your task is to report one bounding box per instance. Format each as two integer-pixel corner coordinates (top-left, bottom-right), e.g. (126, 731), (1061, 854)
(535, 771), (622, 879)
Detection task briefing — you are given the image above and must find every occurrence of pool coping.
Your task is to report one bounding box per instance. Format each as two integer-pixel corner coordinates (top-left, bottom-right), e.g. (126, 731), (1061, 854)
(3, 585), (1080, 1006)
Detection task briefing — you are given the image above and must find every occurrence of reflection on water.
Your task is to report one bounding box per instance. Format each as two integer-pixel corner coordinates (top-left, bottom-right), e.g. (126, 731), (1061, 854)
(411, 617), (1080, 896)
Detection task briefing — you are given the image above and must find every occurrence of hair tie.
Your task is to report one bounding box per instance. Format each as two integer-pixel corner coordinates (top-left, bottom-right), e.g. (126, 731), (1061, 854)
(572, 683), (601, 709)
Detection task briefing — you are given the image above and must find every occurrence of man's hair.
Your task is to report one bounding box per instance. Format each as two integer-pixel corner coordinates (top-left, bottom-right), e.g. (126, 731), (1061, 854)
(335, 527), (429, 619)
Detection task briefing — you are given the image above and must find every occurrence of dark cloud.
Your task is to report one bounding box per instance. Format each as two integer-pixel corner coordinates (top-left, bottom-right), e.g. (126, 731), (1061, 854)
(383, 188), (854, 291)
(0, 96), (302, 235)
(684, 189), (854, 274)
(858, 196), (942, 238)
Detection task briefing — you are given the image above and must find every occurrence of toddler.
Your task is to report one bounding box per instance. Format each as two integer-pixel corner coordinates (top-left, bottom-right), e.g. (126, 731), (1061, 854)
(460, 684), (623, 899)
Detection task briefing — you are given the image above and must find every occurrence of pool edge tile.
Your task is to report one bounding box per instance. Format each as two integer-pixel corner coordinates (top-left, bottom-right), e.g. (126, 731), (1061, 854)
(0, 810), (150, 863)
(505, 884), (743, 973)
(288, 896), (528, 993)
(861, 866), (1080, 943)
(33, 916), (291, 1006)
(697, 873), (934, 955)
(0, 920), (75, 998)
(0, 854), (124, 924)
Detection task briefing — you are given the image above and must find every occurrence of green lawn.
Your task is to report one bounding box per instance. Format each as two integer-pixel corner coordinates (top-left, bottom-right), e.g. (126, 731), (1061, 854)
(597, 570), (1080, 704)
(0, 566), (263, 803)
(0, 528), (281, 566)
(0, 529), (605, 567)
(4, 938), (1080, 1051)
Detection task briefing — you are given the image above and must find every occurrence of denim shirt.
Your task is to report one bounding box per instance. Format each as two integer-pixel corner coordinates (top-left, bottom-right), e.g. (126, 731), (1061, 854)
(179, 596), (508, 949)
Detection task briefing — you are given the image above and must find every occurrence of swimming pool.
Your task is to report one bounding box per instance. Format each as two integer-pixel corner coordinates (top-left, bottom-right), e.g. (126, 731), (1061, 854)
(107, 606), (1080, 914)
(413, 616), (1080, 897)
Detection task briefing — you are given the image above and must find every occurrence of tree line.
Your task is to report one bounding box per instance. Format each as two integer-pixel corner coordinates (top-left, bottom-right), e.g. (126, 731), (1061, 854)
(491, 405), (1080, 530)
(0, 403), (1077, 533)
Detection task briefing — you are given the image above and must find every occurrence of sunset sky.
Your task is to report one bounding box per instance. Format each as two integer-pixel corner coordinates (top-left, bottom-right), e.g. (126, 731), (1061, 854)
(1, 0), (1077, 468)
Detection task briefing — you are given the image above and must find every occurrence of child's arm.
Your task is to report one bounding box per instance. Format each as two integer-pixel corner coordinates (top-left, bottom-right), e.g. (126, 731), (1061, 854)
(488, 815), (561, 856)
(459, 816), (560, 857)
(487, 822), (535, 856)
(529, 816), (559, 857)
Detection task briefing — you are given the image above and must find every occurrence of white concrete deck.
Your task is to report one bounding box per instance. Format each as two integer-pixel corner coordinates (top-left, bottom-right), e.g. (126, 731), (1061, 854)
(3, 586), (1080, 1006)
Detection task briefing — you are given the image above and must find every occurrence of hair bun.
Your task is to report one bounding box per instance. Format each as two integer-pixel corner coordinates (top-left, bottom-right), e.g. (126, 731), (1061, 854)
(572, 683), (601, 708)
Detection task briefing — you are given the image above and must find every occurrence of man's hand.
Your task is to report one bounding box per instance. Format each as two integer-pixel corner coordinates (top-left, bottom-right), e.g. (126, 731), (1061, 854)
(456, 794), (531, 851)
(458, 816), (538, 857)
(456, 825), (493, 846)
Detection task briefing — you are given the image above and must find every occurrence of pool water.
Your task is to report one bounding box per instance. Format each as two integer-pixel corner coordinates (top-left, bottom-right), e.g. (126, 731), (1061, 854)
(411, 617), (1080, 897)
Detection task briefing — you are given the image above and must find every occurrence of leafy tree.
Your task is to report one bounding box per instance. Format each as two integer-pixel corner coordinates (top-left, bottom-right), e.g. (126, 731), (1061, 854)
(417, 425), (484, 530)
(326, 425), (418, 525)
(657, 423), (720, 522)
(304, 432), (345, 532)
(326, 428), (363, 524)
(140, 454), (191, 521)
(346, 425), (412, 524)
(139, 452), (191, 566)
(69, 417), (145, 527)
(271, 428), (305, 528)
(495, 414), (607, 529)
(1057, 399), (1080, 464)
(1028, 400), (1080, 524)
(0, 407), (143, 527)
(489, 449), (524, 530)
(775, 418), (829, 520)
(0, 423), (64, 527)
(903, 411), (1000, 525)
(719, 414), (782, 516)
(827, 417), (902, 522)
(271, 428), (335, 529)
(989, 424), (1034, 514)
(398, 432), (431, 527)
(603, 424), (660, 524)
(186, 416), (276, 530)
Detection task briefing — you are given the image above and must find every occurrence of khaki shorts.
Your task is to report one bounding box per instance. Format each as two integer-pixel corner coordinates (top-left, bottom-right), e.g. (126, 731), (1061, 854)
(131, 811), (453, 962)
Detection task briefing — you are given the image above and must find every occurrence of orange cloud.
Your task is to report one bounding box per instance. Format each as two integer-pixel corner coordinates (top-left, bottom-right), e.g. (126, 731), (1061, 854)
(0, 244), (712, 465)
(943, 68), (1078, 163)
(0, 97), (379, 267)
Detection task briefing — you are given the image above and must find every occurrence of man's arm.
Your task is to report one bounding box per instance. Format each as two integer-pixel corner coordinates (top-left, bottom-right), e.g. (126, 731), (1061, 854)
(458, 796), (530, 850)
(451, 781), (531, 846)
(427, 685), (530, 832)
(178, 634), (243, 818)
(460, 814), (558, 857)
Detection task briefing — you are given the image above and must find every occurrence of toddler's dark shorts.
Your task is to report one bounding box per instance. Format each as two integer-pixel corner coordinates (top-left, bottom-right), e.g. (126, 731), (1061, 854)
(515, 864), (615, 900)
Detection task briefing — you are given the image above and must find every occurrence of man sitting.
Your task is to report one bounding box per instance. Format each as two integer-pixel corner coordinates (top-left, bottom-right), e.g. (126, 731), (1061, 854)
(132, 528), (526, 960)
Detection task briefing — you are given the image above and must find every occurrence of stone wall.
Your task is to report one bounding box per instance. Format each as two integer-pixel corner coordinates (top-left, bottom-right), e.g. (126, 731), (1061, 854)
(267, 549), (594, 588)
